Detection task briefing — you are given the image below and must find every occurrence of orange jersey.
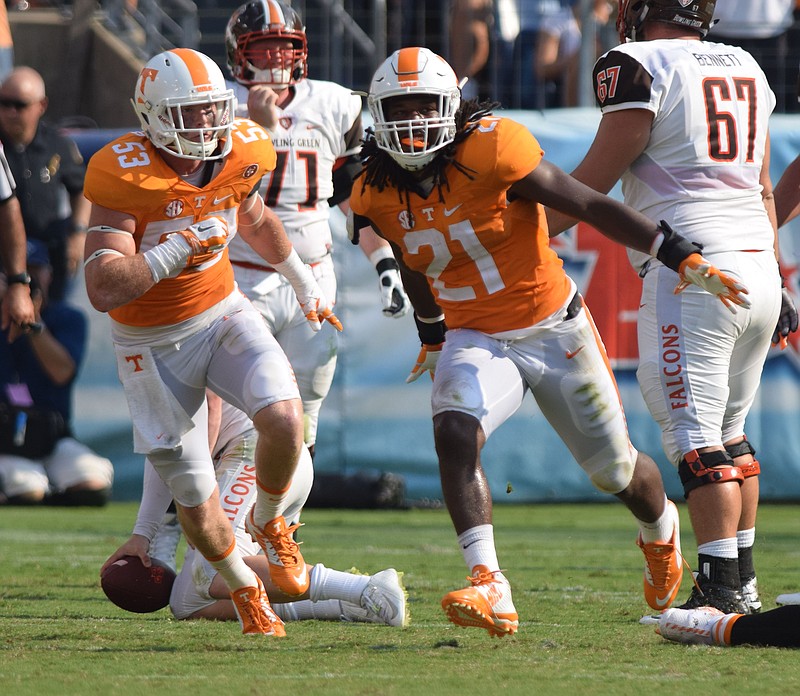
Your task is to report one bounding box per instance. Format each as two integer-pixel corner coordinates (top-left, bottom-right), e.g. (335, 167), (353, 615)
(84, 119), (277, 327)
(350, 117), (571, 333)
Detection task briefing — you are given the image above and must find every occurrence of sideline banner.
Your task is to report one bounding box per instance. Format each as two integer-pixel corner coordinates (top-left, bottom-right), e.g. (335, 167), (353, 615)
(71, 109), (800, 502)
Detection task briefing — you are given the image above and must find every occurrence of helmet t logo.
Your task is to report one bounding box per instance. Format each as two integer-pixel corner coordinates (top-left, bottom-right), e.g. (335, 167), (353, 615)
(139, 68), (159, 94)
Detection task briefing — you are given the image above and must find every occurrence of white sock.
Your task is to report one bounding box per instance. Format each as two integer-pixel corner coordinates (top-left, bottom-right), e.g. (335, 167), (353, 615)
(308, 563), (369, 604)
(205, 541), (257, 592)
(272, 602), (300, 622)
(252, 484), (289, 527)
(637, 496), (674, 543)
(274, 599), (342, 621)
(737, 527), (755, 548)
(457, 524), (500, 574)
(697, 538), (738, 559)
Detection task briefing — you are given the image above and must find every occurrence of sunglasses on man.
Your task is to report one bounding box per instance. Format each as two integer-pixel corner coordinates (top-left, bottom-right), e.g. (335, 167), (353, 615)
(0, 98), (36, 111)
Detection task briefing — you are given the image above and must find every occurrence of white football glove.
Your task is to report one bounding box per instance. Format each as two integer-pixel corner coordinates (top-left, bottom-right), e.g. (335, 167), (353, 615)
(653, 220), (750, 313)
(274, 249), (343, 332)
(676, 253), (751, 313)
(142, 216), (230, 283)
(406, 343), (443, 383)
(180, 216), (230, 266)
(372, 252), (410, 319)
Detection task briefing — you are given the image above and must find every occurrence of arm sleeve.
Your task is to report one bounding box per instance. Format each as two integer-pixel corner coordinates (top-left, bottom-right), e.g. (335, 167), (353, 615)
(132, 459), (174, 541)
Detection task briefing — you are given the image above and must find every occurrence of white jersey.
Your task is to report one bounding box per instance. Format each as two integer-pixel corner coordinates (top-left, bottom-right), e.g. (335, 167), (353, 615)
(593, 39), (776, 268)
(228, 79), (362, 263)
(0, 147), (15, 201)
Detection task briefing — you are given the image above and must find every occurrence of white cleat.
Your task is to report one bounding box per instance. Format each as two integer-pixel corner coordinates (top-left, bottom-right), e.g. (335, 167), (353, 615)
(776, 592), (800, 606)
(341, 568), (409, 627)
(657, 607), (739, 646)
(741, 577), (762, 613)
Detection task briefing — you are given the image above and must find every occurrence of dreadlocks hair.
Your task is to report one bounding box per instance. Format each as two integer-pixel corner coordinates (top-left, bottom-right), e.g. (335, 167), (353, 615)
(358, 97), (501, 212)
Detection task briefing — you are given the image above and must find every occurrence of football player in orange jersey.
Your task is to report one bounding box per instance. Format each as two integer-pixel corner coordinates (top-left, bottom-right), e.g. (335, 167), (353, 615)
(349, 47), (749, 637)
(84, 48), (341, 637)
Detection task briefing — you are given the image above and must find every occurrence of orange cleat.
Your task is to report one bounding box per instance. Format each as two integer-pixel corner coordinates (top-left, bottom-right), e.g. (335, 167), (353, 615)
(441, 565), (518, 638)
(637, 500), (684, 610)
(230, 575), (286, 637)
(246, 511), (309, 596)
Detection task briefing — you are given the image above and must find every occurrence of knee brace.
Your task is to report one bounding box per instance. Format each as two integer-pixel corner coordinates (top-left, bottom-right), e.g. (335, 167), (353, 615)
(725, 437), (761, 479)
(678, 449), (743, 498)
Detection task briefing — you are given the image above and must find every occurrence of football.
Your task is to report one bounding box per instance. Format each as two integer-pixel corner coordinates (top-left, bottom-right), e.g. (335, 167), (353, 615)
(101, 555), (176, 613)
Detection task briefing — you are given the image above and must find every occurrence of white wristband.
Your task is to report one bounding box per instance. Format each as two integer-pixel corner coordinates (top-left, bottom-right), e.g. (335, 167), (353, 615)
(83, 248), (125, 268)
(273, 248), (309, 289)
(369, 246), (394, 268)
(142, 234), (192, 283)
(649, 231), (665, 258)
(417, 314), (446, 324)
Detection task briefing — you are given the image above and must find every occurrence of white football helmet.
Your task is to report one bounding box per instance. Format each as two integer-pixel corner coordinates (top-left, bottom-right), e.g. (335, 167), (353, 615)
(132, 48), (236, 160)
(367, 47), (461, 171)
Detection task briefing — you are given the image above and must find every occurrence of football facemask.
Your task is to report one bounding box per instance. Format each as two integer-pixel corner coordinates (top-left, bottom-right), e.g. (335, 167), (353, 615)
(225, 0), (308, 88)
(367, 47), (461, 172)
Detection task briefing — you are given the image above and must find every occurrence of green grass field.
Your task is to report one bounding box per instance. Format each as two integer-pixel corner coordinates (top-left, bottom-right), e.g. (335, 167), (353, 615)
(2, 502), (799, 695)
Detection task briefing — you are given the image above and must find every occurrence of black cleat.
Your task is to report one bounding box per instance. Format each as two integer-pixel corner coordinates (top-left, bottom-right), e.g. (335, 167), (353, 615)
(678, 572), (747, 614)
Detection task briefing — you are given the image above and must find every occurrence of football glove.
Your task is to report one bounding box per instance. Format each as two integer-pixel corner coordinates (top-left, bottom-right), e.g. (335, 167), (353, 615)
(675, 253), (751, 312)
(274, 249), (343, 333)
(178, 216), (230, 267)
(375, 256), (410, 319)
(407, 314), (447, 383)
(653, 220), (750, 312)
(406, 343), (443, 383)
(142, 217), (229, 283)
(773, 283), (798, 349)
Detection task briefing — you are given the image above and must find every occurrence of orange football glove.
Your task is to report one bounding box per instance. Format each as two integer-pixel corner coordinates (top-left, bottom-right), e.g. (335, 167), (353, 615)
(676, 253), (751, 313)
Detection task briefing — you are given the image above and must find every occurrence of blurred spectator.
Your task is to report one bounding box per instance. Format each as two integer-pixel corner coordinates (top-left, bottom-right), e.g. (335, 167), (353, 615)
(449, 0), (494, 100)
(0, 238), (113, 506)
(534, 0), (614, 107)
(0, 66), (89, 301)
(775, 61), (800, 227)
(0, 2), (12, 82)
(708, 0), (797, 113)
(535, 0), (581, 107)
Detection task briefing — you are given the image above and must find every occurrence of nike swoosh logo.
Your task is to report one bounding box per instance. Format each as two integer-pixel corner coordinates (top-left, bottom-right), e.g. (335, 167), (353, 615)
(444, 204), (462, 217)
(566, 346), (584, 360)
(655, 582), (681, 608)
(213, 194), (233, 205)
(462, 539), (480, 549)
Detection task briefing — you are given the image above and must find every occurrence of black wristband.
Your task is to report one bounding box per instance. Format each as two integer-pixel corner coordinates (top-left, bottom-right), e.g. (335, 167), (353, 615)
(6, 272), (31, 286)
(350, 213), (370, 245)
(375, 257), (399, 275)
(414, 314), (447, 345)
(655, 220), (703, 273)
